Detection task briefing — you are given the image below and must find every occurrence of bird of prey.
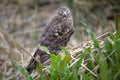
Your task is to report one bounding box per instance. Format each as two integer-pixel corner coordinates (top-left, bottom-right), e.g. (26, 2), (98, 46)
(26, 6), (74, 74)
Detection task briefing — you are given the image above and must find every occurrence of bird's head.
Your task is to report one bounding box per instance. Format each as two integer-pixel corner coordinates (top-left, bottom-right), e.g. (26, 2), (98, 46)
(58, 6), (71, 18)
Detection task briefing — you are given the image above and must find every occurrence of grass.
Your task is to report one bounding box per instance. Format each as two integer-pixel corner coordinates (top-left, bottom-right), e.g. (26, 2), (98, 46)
(11, 15), (120, 80)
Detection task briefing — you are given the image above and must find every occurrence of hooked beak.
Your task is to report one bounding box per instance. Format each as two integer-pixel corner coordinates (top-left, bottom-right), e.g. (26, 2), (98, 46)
(63, 11), (67, 17)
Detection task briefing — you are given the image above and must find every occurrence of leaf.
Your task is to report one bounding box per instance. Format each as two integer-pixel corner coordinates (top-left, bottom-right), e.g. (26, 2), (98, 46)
(49, 54), (61, 79)
(80, 21), (100, 52)
(107, 68), (112, 80)
(94, 53), (108, 80)
(75, 48), (90, 73)
(36, 62), (43, 75)
(36, 62), (48, 80)
(104, 39), (113, 53)
(50, 54), (61, 64)
(12, 60), (33, 80)
(60, 54), (71, 69)
(60, 46), (69, 54)
(36, 45), (50, 54)
(82, 73), (91, 80)
(115, 40), (120, 54)
(109, 33), (116, 42)
(115, 15), (120, 38)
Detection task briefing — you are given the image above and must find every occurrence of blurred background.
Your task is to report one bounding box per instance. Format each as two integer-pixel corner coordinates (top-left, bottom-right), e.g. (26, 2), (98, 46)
(0, 0), (119, 79)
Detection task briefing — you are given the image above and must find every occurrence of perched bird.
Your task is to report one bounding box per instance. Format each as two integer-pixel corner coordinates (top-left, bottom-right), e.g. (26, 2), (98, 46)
(26, 6), (74, 74)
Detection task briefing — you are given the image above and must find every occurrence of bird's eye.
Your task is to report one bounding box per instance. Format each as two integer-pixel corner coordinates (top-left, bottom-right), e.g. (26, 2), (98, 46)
(58, 8), (70, 17)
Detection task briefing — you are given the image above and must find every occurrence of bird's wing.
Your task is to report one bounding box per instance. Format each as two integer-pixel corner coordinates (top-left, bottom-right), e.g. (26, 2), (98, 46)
(39, 16), (62, 44)
(26, 16), (62, 74)
(39, 16), (74, 54)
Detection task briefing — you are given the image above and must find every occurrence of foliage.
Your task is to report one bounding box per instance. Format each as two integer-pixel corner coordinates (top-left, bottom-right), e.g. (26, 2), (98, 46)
(12, 60), (33, 80)
(12, 15), (120, 80)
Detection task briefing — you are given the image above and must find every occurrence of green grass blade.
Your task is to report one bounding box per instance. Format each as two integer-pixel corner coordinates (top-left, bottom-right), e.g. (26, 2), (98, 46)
(60, 54), (71, 69)
(36, 45), (50, 54)
(115, 15), (120, 38)
(80, 21), (100, 52)
(60, 46), (69, 54)
(104, 39), (113, 53)
(12, 60), (33, 80)
(82, 73), (91, 80)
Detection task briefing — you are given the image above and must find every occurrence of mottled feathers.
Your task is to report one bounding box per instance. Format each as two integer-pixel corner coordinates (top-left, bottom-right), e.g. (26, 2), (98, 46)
(26, 6), (74, 74)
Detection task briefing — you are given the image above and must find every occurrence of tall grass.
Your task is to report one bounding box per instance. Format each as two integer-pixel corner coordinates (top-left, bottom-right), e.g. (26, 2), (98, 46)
(12, 15), (120, 80)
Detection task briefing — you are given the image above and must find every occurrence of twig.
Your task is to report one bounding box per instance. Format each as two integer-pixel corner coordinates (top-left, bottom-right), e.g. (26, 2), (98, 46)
(96, 31), (110, 39)
(104, 49), (116, 60)
(81, 63), (98, 77)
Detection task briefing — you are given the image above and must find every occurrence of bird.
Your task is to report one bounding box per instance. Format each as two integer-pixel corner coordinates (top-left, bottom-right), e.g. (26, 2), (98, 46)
(26, 6), (74, 74)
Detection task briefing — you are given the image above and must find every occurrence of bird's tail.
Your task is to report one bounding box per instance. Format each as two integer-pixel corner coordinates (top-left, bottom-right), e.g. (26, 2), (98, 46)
(26, 49), (50, 74)
(26, 51), (38, 74)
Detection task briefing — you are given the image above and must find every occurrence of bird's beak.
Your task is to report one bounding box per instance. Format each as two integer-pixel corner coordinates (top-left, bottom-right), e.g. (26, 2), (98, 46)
(63, 11), (67, 17)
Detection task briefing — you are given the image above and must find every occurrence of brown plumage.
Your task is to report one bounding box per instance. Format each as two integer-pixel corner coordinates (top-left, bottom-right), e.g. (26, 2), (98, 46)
(26, 6), (74, 74)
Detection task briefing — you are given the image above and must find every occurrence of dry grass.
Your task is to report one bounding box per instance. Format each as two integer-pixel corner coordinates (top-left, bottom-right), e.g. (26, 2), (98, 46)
(0, 0), (118, 79)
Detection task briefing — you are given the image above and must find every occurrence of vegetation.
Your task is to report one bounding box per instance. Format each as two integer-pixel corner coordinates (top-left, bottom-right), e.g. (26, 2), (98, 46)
(11, 16), (120, 80)
(0, 0), (120, 80)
